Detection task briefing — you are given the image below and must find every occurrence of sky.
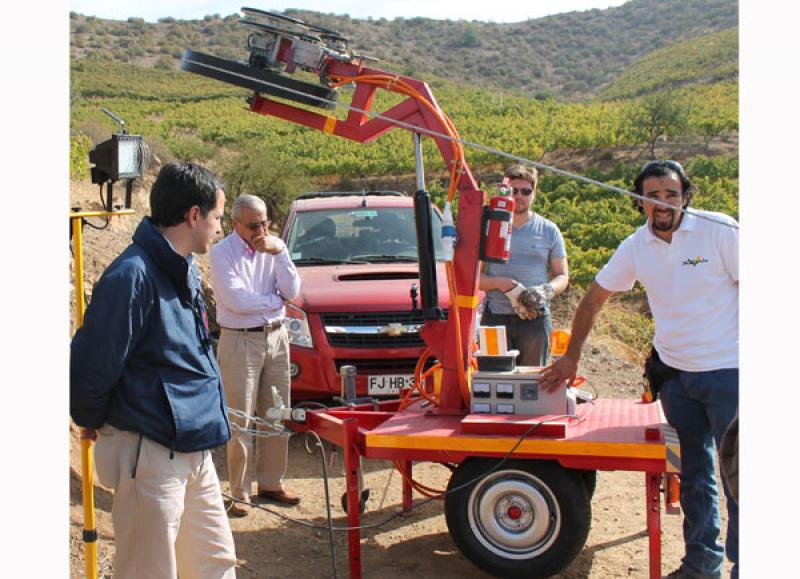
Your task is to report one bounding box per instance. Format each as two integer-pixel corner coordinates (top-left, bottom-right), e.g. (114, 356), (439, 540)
(68, 0), (629, 23)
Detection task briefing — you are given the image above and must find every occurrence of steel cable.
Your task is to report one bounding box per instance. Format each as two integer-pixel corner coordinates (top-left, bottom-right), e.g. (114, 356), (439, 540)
(181, 54), (738, 230)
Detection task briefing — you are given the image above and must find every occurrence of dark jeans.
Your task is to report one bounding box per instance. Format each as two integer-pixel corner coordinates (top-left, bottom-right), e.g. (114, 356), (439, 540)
(661, 369), (739, 579)
(480, 310), (553, 366)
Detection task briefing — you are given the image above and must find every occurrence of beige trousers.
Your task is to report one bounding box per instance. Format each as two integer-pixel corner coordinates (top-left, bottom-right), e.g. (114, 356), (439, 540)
(218, 326), (291, 500)
(94, 425), (237, 579)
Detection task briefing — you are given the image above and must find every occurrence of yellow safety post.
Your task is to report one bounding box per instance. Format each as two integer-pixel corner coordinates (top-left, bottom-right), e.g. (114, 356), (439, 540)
(71, 209), (134, 579)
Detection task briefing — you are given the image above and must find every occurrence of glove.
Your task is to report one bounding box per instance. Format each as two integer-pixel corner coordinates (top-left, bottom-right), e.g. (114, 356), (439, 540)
(505, 282), (540, 320)
(520, 283), (554, 313)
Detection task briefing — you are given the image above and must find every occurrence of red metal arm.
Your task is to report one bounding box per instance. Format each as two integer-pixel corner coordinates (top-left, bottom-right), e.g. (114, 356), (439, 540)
(247, 57), (483, 414)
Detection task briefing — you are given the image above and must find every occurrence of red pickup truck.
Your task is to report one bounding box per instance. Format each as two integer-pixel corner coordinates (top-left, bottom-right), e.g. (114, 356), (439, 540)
(281, 191), (451, 400)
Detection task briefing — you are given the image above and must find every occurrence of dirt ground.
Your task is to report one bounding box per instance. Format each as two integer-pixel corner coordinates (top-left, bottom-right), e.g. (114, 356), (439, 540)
(69, 345), (733, 579)
(68, 167), (733, 578)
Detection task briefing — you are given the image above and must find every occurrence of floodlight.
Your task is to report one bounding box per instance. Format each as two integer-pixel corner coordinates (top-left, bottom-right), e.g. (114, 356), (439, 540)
(86, 107), (151, 211)
(89, 134), (149, 183)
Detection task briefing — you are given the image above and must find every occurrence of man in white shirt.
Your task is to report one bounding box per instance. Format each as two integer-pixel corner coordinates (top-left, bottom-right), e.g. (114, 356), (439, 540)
(541, 161), (738, 579)
(210, 194), (302, 516)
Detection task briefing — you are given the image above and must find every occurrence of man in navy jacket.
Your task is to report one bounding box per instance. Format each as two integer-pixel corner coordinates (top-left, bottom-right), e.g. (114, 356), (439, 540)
(71, 162), (237, 579)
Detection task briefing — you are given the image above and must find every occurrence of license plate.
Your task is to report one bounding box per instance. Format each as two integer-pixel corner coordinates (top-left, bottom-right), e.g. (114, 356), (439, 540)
(367, 374), (414, 395)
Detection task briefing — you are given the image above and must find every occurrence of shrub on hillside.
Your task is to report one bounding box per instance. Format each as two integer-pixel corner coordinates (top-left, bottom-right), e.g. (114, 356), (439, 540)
(222, 142), (312, 226)
(154, 56), (175, 71)
(167, 135), (219, 164)
(70, 133), (93, 180)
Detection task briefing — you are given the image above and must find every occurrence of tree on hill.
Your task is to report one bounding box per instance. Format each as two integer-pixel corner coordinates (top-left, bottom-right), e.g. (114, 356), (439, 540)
(222, 143), (312, 226)
(627, 92), (689, 159)
(459, 24), (481, 48)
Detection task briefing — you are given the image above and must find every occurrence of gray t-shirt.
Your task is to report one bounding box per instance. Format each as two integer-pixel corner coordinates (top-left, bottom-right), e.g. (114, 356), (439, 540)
(483, 212), (566, 315)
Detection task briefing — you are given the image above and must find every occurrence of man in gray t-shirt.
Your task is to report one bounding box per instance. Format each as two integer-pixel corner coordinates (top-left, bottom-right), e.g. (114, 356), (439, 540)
(479, 164), (569, 366)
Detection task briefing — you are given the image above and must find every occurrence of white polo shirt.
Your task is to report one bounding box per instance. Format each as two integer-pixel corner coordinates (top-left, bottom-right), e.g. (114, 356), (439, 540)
(595, 211), (739, 371)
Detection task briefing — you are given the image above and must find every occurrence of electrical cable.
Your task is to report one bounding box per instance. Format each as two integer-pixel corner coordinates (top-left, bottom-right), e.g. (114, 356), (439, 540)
(76, 184), (112, 232)
(80, 185), (112, 231)
(376, 467), (395, 510)
(81, 220), (111, 231)
(330, 73), (474, 406)
(181, 53), (738, 230)
(221, 412), (585, 533)
(295, 401), (331, 411)
(336, 414), (582, 531)
(185, 48), (638, 550)
(306, 429), (338, 579)
(445, 261), (472, 406)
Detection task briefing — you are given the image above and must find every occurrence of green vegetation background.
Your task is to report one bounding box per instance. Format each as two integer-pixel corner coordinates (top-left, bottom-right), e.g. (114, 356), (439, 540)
(70, 59), (738, 289)
(69, 5), (739, 355)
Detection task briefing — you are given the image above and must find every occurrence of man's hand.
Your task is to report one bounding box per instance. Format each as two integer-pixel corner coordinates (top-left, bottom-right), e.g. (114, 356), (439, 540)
(80, 427), (98, 441)
(540, 355), (579, 392)
(519, 283), (554, 312)
(533, 283), (555, 305)
(505, 282), (539, 320)
(253, 234), (286, 255)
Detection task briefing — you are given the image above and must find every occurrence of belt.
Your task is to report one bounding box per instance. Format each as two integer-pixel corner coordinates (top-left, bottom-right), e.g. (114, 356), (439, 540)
(224, 320), (283, 333)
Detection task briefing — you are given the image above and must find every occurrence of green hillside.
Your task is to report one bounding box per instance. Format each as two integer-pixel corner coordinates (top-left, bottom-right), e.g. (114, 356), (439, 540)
(69, 1), (739, 296)
(70, 0), (737, 100)
(601, 27), (739, 100)
(70, 60), (737, 179)
(70, 60), (738, 291)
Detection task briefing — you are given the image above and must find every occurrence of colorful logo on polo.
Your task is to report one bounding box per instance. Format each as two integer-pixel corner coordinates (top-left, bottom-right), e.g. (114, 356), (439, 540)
(683, 256), (709, 267)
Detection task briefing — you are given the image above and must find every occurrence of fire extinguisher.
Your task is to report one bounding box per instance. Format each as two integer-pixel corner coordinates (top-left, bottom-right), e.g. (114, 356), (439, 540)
(480, 192), (514, 263)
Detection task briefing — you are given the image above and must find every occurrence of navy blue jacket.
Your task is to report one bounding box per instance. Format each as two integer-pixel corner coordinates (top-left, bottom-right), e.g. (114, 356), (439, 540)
(70, 217), (231, 453)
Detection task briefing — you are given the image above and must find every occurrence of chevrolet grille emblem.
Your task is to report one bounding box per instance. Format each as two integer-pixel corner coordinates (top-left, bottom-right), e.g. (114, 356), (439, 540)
(378, 323), (408, 337)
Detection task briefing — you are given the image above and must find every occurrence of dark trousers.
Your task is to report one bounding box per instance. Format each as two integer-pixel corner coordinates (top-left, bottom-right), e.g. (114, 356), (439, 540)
(661, 369), (739, 578)
(480, 311), (553, 366)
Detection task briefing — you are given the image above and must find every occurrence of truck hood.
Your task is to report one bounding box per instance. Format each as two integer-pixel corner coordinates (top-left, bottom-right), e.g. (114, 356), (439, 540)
(292, 263), (452, 312)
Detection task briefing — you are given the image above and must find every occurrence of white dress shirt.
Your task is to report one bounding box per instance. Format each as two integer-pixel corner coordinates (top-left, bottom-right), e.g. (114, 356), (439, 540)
(209, 230), (301, 329)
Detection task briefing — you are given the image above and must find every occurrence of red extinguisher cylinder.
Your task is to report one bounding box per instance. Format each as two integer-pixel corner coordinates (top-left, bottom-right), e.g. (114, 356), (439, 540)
(480, 195), (514, 263)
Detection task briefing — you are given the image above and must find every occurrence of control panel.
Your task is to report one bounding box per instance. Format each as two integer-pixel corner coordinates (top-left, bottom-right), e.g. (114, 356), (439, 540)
(470, 367), (574, 416)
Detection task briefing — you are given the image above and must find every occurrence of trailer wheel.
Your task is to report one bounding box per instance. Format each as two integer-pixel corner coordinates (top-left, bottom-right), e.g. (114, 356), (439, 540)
(581, 469), (598, 498)
(444, 458), (591, 579)
(340, 489), (370, 514)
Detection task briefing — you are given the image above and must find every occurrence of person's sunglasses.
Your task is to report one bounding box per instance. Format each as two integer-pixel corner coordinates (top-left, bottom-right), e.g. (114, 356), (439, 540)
(641, 160), (684, 173)
(245, 219), (270, 232)
(511, 187), (533, 196)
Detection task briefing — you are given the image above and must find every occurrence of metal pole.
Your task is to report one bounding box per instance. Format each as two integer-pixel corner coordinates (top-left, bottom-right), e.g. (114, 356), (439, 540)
(71, 209), (132, 579)
(646, 472), (662, 579)
(412, 132), (425, 191)
(341, 365), (357, 401)
(402, 460), (413, 512)
(72, 216), (86, 327)
(72, 214), (98, 579)
(344, 418), (362, 579)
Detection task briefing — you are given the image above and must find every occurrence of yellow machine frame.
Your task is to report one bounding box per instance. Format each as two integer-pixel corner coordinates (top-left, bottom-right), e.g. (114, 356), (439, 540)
(71, 209), (134, 579)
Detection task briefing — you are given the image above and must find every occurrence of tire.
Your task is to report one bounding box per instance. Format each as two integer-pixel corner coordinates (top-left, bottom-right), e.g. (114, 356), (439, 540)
(581, 469), (598, 499)
(444, 458), (591, 579)
(340, 489), (370, 514)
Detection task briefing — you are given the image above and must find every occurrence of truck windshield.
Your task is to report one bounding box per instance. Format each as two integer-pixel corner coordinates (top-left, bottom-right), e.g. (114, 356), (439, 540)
(287, 207), (444, 264)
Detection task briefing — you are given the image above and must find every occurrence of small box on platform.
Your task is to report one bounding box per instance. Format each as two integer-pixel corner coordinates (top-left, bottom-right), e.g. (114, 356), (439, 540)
(475, 351), (519, 372)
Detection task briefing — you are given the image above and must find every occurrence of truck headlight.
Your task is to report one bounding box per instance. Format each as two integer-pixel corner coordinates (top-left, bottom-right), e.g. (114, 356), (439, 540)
(284, 303), (313, 348)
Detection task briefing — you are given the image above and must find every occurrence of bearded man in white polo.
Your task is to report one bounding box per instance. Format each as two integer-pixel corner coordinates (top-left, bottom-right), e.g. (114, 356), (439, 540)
(542, 160), (739, 579)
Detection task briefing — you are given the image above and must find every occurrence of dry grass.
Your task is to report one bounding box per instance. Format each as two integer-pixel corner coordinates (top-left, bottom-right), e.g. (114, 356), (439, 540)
(551, 286), (654, 365)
